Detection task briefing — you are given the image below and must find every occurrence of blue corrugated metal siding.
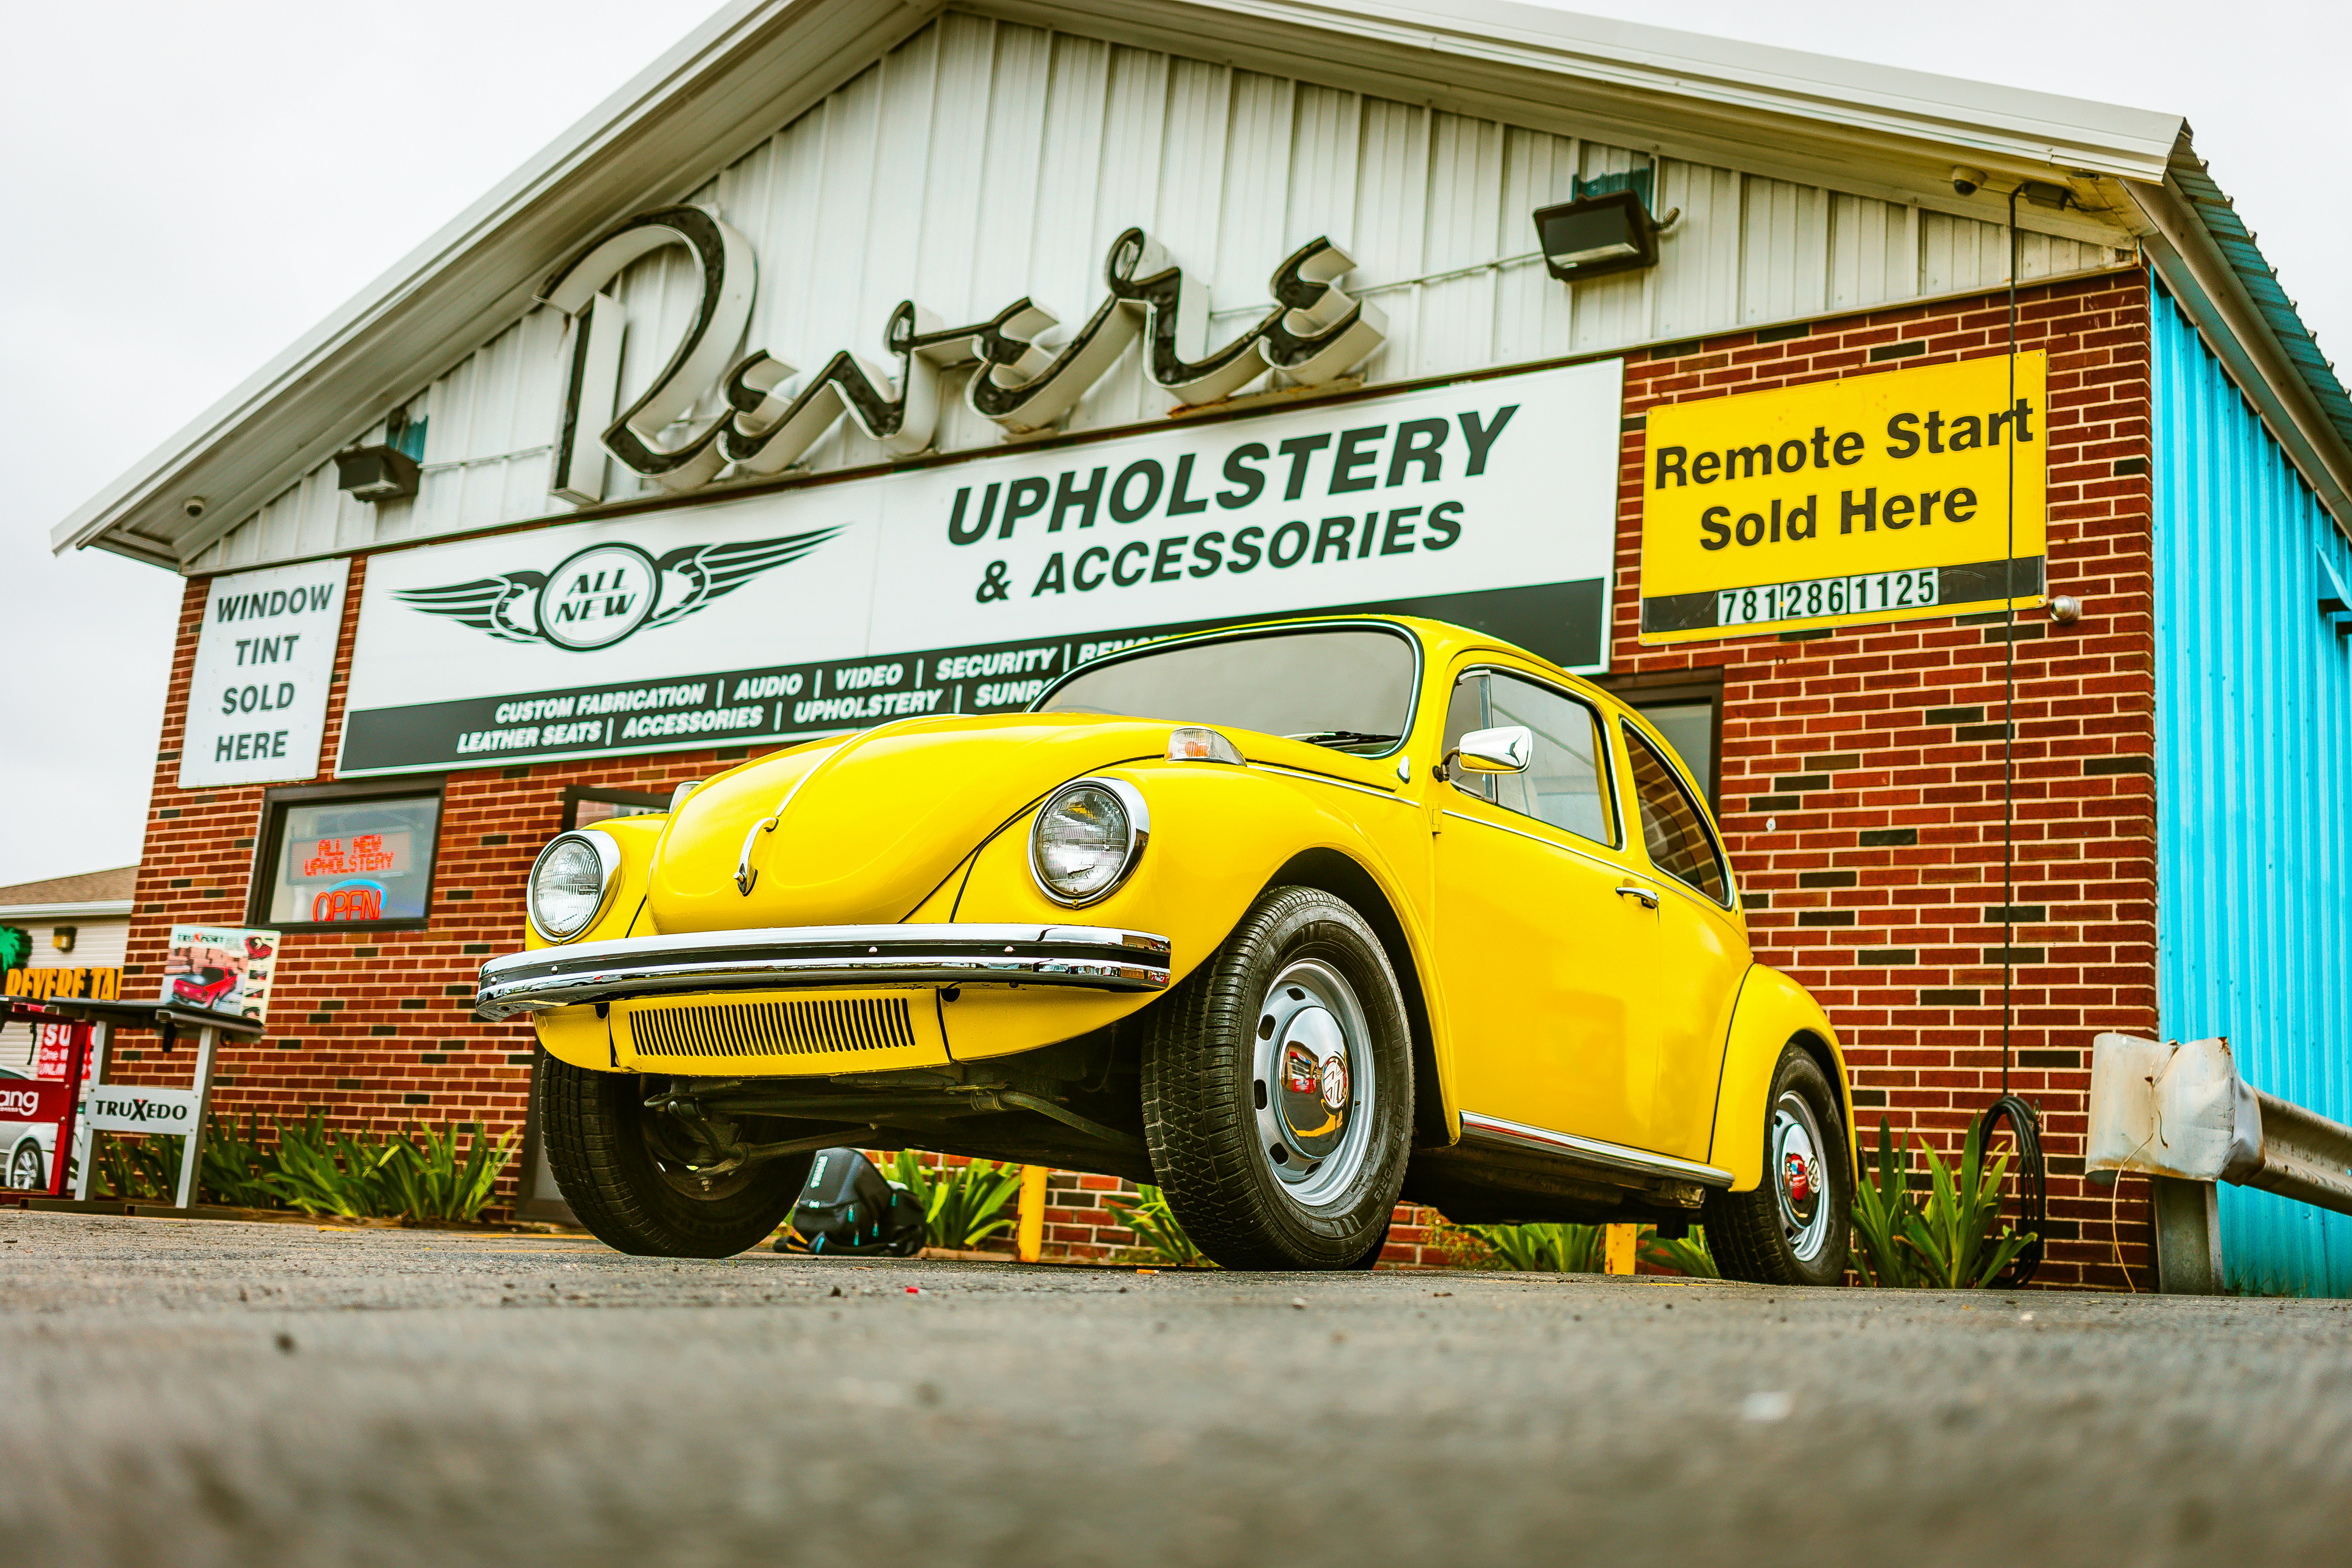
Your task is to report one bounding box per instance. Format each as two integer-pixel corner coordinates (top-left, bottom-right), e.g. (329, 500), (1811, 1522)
(2152, 279), (2352, 1296)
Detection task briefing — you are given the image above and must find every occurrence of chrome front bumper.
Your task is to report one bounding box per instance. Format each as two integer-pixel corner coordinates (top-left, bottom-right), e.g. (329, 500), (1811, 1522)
(473, 923), (1173, 1021)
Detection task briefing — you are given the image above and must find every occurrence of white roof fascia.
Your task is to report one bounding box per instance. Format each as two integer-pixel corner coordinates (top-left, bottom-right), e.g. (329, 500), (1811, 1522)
(1182, 0), (2181, 177)
(0, 901), (135, 924)
(57, 0), (2189, 570)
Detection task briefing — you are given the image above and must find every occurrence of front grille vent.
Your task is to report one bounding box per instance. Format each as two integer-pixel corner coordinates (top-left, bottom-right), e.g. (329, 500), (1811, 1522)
(631, 996), (917, 1059)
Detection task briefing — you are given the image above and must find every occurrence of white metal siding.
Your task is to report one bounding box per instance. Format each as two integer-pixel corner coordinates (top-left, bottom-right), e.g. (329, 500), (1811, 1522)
(192, 9), (2132, 574)
(0, 919), (129, 1069)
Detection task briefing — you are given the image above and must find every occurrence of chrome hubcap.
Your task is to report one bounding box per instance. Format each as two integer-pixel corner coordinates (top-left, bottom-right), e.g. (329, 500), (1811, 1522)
(10, 1146), (43, 1189)
(1252, 959), (1374, 1210)
(1772, 1091), (1830, 1263)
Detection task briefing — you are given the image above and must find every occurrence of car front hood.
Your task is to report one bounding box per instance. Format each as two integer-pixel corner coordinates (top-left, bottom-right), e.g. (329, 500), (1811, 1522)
(646, 713), (1170, 932)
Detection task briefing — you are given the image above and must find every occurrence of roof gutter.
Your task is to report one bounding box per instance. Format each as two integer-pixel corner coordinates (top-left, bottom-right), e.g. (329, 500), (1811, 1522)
(2131, 132), (2352, 533)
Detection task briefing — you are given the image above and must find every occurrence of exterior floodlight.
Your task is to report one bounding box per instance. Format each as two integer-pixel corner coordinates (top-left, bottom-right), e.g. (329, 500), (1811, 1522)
(333, 443), (421, 504)
(1532, 189), (1662, 283)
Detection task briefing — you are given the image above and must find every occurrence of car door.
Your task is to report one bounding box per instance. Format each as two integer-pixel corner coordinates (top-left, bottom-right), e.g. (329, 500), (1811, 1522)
(1616, 719), (1752, 1162)
(1432, 665), (1660, 1150)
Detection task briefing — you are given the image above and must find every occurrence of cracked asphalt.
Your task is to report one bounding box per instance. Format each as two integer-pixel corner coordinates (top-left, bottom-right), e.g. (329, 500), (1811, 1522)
(2, 1210), (2347, 1567)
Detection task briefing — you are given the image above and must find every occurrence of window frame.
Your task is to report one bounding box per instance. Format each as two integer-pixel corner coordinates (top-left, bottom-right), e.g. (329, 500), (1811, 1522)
(1593, 668), (1725, 812)
(560, 785), (672, 833)
(1443, 664), (1623, 852)
(1619, 719), (1736, 909)
(244, 777), (449, 933)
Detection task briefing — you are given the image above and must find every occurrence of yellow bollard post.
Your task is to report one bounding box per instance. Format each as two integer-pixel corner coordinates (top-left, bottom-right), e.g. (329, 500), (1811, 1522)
(1603, 1223), (1638, 1276)
(1016, 1164), (1050, 1262)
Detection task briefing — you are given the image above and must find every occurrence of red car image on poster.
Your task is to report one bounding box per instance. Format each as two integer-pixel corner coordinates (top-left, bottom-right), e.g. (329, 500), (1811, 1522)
(158, 923), (281, 1025)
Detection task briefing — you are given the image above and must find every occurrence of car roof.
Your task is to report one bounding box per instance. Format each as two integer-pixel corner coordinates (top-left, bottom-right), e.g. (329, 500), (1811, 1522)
(1068, 612), (1616, 708)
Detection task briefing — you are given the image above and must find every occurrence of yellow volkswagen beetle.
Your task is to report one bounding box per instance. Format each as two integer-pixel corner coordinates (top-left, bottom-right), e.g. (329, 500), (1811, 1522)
(478, 616), (1856, 1281)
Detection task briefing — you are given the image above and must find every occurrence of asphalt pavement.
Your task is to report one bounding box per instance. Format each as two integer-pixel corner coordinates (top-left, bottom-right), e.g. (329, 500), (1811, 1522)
(2, 1210), (2346, 1567)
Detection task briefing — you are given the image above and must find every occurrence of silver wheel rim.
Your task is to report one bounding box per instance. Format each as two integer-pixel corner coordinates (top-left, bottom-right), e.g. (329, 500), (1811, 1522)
(10, 1145), (42, 1189)
(1772, 1090), (1830, 1264)
(1251, 959), (1375, 1211)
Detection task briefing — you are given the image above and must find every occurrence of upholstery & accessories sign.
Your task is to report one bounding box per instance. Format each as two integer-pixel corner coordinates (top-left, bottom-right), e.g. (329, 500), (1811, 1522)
(337, 358), (1623, 775)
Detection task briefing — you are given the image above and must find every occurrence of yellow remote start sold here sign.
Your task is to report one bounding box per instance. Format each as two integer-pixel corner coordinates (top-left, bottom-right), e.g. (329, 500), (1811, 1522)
(1638, 353), (2046, 643)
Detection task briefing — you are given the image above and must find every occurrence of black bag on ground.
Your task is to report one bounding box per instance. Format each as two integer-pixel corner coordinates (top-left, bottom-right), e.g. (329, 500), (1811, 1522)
(776, 1147), (926, 1256)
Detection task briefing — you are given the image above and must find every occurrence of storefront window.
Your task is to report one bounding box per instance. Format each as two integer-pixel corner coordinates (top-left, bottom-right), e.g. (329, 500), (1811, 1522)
(254, 789), (443, 929)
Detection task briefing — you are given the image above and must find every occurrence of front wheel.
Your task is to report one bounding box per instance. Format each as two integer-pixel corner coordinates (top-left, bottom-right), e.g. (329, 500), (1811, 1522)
(538, 1050), (810, 1257)
(1703, 1044), (1852, 1286)
(8, 1138), (46, 1192)
(1141, 886), (1413, 1270)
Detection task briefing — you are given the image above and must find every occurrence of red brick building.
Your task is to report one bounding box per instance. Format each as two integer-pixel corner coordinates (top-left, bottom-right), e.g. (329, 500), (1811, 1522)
(57, 3), (2352, 1286)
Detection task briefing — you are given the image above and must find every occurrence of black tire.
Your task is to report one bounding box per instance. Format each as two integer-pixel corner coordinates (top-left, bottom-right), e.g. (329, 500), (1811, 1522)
(9, 1138), (46, 1192)
(539, 1049), (811, 1258)
(1141, 886), (1413, 1270)
(1704, 1044), (1852, 1287)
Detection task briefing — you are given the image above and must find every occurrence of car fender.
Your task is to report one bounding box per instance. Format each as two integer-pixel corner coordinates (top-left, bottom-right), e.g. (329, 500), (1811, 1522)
(1706, 963), (1857, 1191)
(945, 759), (1453, 1131)
(525, 813), (670, 1071)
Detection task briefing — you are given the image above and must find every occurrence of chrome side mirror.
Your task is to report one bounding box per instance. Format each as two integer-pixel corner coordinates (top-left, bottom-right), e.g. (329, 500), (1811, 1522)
(1442, 724), (1533, 779)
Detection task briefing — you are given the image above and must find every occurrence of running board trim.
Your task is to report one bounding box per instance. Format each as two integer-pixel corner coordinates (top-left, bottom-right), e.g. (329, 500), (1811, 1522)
(1458, 1111), (1734, 1189)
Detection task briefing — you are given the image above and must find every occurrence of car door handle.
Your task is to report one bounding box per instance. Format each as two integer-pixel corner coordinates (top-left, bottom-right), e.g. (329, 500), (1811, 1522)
(1615, 885), (1659, 909)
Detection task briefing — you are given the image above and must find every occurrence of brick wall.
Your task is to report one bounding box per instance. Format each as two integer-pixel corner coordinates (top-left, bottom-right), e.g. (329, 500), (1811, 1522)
(116, 270), (2160, 1282)
(1614, 270), (2158, 1288)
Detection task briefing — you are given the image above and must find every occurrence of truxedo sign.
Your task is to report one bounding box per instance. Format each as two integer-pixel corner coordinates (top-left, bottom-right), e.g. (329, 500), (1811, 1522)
(337, 360), (1620, 775)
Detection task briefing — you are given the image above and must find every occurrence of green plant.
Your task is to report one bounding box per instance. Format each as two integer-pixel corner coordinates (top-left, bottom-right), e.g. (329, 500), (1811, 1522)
(261, 1113), (405, 1219)
(1645, 1226), (1719, 1279)
(1452, 1220), (1720, 1277)
(1848, 1116), (2035, 1289)
(378, 1122), (517, 1223)
(887, 1151), (1023, 1250)
(89, 1133), (183, 1202)
(198, 1112), (279, 1208)
(1105, 1183), (1210, 1267)
(1465, 1220), (1606, 1272)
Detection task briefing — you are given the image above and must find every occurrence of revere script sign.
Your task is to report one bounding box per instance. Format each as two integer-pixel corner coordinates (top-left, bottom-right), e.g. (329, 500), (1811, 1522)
(337, 359), (1620, 775)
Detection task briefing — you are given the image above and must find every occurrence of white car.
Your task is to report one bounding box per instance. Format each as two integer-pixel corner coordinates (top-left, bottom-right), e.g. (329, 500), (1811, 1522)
(1, 1065), (59, 1192)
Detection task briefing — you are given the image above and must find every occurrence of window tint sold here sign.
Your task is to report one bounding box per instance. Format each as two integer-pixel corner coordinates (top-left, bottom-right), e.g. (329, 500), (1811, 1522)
(1638, 354), (2046, 643)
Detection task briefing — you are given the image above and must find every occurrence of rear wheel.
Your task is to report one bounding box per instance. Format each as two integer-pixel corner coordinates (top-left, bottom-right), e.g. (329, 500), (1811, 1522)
(1141, 886), (1412, 1270)
(9, 1138), (46, 1192)
(539, 1050), (810, 1257)
(1704, 1044), (1851, 1287)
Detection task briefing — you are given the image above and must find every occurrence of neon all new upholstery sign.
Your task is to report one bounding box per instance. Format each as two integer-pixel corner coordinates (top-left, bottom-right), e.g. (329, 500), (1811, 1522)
(337, 359), (1620, 775)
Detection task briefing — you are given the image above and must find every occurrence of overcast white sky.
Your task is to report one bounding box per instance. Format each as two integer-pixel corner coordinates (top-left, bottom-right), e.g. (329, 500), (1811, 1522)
(2, 0), (2343, 888)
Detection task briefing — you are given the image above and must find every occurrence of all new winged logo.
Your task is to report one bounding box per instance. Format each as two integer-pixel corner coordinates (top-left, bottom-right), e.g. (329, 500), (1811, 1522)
(392, 528), (838, 651)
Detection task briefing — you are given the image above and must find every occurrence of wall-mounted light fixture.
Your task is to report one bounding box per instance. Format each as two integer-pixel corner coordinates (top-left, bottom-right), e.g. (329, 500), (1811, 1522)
(333, 402), (424, 504)
(52, 926), (77, 953)
(1532, 167), (1675, 285)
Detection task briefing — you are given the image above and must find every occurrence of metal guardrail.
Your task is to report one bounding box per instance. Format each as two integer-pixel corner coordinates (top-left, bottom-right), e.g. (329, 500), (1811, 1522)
(2085, 1033), (2352, 1292)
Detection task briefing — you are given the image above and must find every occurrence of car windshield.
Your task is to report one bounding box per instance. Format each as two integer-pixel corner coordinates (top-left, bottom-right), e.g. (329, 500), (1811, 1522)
(1036, 625), (1418, 752)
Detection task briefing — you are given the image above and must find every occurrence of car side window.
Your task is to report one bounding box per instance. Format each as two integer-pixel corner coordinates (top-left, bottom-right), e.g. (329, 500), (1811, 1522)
(1624, 725), (1731, 904)
(1446, 670), (1615, 846)
(1442, 673), (1490, 801)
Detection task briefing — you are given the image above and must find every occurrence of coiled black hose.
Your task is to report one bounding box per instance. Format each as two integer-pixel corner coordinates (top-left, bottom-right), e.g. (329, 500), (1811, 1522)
(1982, 1093), (2047, 1287)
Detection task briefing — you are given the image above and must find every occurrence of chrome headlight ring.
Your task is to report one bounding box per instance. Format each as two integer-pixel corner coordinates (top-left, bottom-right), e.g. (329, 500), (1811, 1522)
(1028, 777), (1150, 909)
(526, 829), (623, 943)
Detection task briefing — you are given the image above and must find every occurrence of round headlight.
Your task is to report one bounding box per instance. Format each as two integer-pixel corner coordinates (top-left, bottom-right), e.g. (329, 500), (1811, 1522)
(528, 832), (618, 941)
(1030, 779), (1148, 906)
